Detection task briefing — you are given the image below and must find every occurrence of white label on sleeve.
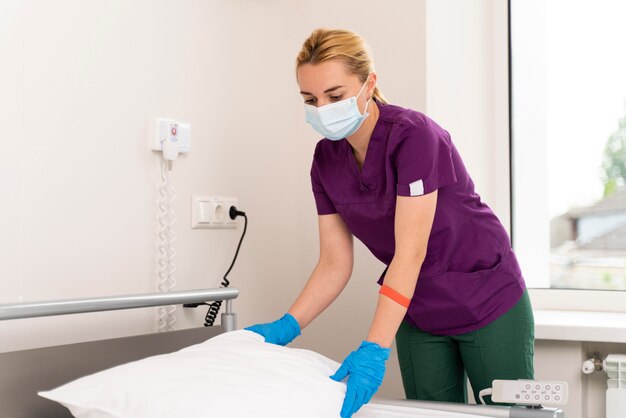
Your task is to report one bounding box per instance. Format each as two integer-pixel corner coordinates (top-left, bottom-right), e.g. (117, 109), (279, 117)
(409, 179), (424, 196)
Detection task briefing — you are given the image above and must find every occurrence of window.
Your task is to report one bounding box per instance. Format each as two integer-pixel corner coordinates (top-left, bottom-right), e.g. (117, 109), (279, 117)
(511, 0), (626, 291)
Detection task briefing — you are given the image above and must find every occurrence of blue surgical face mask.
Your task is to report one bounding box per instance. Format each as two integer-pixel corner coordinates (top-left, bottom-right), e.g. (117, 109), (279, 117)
(304, 77), (371, 141)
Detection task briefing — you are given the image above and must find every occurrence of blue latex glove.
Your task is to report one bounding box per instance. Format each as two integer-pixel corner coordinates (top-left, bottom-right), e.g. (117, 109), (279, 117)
(244, 313), (301, 346)
(330, 340), (391, 418)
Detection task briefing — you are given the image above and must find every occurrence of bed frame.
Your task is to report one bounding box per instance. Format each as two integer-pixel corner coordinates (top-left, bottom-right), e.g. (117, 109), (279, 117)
(0, 288), (237, 418)
(0, 288), (564, 418)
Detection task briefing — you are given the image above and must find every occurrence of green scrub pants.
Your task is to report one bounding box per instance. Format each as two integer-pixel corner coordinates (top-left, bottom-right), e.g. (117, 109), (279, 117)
(395, 290), (534, 405)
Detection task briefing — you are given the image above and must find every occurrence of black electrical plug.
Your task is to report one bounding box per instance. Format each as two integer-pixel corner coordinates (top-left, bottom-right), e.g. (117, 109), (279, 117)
(229, 206), (246, 220)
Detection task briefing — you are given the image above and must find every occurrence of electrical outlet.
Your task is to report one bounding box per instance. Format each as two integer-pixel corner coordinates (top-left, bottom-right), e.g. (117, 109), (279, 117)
(491, 380), (568, 406)
(191, 196), (238, 229)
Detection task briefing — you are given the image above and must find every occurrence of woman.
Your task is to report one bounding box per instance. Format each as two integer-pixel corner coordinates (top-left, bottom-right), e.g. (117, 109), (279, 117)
(246, 28), (534, 418)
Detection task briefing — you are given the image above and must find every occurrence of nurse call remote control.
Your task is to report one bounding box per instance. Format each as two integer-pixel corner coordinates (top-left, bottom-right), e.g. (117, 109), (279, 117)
(491, 380), (568, 405)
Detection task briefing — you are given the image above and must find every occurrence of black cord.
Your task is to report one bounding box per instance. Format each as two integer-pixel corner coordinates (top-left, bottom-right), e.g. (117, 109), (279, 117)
(202, 206), (247, 326)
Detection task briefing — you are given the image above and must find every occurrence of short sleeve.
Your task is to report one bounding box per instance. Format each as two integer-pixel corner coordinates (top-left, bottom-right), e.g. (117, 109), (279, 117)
(393, 121), (457, 197)
(310, 158), (338, 215)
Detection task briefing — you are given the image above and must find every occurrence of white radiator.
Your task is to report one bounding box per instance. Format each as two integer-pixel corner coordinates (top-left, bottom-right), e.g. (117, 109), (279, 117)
(605, 354), (626, 418)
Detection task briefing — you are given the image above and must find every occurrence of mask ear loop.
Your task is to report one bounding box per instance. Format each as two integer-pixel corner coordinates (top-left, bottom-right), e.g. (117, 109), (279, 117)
(357, 74), (370, 99)
(360, 73), (374, 114)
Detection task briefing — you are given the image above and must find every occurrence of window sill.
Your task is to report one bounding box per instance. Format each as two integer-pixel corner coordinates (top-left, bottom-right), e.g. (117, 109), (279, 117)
(528, 288), (626, 312)
(534, 309), (626, 343)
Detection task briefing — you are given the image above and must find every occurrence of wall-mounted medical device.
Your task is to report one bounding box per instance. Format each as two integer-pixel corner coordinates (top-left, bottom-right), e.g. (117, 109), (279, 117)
(150, 118), (191, 162)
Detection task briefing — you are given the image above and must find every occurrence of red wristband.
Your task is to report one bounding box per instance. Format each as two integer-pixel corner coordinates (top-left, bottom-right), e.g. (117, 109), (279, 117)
(379, 284), (411, 308)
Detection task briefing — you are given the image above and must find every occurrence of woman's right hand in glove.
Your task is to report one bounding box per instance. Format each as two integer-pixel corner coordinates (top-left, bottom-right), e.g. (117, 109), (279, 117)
(244, 312), (301, 346)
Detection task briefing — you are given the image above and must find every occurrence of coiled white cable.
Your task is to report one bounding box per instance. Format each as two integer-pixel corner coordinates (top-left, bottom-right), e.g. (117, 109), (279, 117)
(157, 156), (176, 332)
(165, 163), (177, 330)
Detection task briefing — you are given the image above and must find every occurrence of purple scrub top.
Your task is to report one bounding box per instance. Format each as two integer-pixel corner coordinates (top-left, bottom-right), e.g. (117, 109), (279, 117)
(310, 101), (526, 336)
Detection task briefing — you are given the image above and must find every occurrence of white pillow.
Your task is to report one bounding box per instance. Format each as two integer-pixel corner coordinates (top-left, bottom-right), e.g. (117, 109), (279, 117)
(39, 330), (486, 418)
(39, 329), (347, 418)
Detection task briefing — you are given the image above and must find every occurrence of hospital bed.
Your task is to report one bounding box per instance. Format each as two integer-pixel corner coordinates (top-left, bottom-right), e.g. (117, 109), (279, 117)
(0, 289), (564, 418)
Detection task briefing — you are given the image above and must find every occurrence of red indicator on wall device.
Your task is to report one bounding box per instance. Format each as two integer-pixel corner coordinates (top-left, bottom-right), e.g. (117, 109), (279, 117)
(171, 127), (177, 135)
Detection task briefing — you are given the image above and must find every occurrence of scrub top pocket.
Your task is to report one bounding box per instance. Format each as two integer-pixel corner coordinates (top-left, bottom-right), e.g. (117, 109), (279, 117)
(407, 248), (525, 336)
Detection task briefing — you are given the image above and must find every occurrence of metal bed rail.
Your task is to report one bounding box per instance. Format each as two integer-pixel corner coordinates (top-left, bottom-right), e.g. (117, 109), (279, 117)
(0, 288), (239, 331)
(374, 399), (564, 418)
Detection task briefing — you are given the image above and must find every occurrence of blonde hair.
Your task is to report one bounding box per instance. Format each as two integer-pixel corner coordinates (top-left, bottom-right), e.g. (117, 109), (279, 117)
(296, 28), (387, 104)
